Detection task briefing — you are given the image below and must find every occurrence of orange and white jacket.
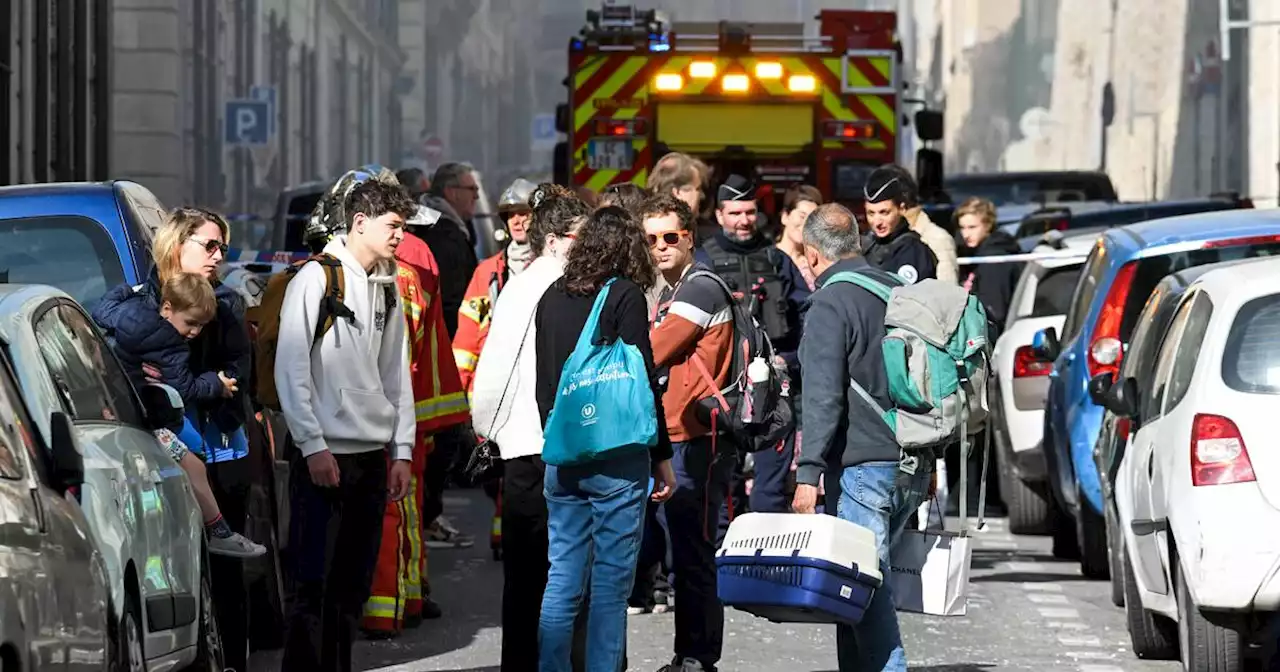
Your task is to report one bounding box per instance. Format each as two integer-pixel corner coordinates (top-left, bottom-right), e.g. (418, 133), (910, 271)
(395, 233), (470, 464)
(453, 252), (509, 392)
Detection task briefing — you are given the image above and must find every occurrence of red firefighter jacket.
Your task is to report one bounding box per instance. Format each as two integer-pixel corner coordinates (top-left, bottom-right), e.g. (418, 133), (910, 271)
(395, 233), (470, 464)
(453, 251), (509, 392)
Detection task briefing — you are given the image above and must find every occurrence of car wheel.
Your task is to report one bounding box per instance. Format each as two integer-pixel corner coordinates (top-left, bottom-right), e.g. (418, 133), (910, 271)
(1176, 562), (1245, 672)
(113, 597), (147, 672)
(1105, 502), (1125, 607)
(999, 455), (1050, 535)
(1050, 497), (1080, 560)
(1076, 485), (1109, 579)
(191, 571), (227, 672)
(1123, 543), (1177, 659)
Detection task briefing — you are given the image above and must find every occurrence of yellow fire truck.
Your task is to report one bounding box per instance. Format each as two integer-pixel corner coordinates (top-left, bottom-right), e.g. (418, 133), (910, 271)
(553, 3), (942, 215)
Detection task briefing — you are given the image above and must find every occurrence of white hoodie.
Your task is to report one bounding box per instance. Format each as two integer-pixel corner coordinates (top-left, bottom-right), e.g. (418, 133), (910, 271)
(275, 235), (415, 462)
(470, 254), (565, 460)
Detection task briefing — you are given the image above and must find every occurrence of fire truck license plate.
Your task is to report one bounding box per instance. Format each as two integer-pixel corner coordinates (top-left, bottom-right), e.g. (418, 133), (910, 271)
(587, 140), (633, 171)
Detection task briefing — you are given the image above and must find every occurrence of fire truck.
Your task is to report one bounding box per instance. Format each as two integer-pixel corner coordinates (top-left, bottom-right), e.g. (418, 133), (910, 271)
(552, 3), (943, 215)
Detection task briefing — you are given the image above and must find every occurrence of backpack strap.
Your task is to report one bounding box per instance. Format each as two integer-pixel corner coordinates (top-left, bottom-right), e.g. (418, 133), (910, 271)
(820, 269), (896, 303)
(309, 254), (355, 347)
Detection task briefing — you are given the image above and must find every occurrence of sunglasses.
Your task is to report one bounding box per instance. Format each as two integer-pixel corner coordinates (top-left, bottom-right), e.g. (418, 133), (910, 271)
(187, 235), (228, 256)
(647, 230), (689, 247)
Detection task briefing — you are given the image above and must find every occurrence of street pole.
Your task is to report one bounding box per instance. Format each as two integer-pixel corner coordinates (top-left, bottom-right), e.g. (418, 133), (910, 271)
(1217, 0), (1280, 194)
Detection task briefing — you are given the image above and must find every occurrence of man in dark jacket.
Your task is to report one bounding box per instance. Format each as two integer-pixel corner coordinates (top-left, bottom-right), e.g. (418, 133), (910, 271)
(696, 174), (810, 521)
(792, 203), (932, 671)
(415, 162), (481, 338)
(862, 166), (938, 284)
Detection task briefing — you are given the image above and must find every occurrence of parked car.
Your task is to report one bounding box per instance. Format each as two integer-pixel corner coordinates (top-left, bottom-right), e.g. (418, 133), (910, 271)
(0, 181), (288, 651)
(989, 233), (1094, 534)
(1031, 209), (1280, 578)
(945, 170), (1119, 207)
(0, 340), (112, 672)
(1098, 257), (1280, 669)
(1086, 259), (1261, 608)
(1014, 195), (1253, 251)
(0, 284), (224, 670)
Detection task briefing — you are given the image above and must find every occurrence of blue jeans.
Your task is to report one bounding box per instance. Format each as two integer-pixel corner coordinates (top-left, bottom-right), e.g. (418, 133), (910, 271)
(749, 431), (796, 513)
(540, 448), (649, 672)
(832, 460), (932, 672)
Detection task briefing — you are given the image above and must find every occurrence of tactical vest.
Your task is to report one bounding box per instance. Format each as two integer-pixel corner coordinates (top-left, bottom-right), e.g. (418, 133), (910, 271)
(865, 227), (924, 270)
(702, 237), (791, 343)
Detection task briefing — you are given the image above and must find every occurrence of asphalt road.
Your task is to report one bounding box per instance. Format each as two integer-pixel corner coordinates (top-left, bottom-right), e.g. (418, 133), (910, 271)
(248, 488), (1193, 672)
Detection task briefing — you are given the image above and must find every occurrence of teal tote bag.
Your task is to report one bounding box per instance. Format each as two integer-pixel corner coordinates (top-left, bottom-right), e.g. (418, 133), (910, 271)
(542, 280), (658, 466)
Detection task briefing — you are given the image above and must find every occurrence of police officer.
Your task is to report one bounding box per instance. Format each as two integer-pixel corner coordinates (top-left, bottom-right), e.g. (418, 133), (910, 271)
(696, 174), (810, 525)
(861, 166), (938, 284)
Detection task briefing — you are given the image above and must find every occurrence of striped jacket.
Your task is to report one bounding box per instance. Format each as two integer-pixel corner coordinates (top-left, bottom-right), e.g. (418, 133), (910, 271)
(395, 233), (470, 463)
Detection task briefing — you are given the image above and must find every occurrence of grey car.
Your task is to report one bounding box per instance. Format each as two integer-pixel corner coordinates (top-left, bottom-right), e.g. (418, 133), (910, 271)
(0, 284), (224, 671)
(0, 328), (111, 670)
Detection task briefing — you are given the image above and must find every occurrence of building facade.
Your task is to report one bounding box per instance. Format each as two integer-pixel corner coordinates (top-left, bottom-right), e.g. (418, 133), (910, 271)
(1, 0), (113, 186)
(111, 0), (405, 216)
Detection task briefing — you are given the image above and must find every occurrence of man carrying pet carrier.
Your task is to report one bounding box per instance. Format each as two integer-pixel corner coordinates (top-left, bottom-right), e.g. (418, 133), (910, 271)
(791, 203), (933, 671)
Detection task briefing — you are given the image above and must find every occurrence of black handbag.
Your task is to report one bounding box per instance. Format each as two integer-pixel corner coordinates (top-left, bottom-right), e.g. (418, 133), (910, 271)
(462, 308), (536, 484)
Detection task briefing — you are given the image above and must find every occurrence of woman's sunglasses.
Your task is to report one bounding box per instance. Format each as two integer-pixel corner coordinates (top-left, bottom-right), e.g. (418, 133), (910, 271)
(647, 230), (689, 247)
(187, 235), (228, 256)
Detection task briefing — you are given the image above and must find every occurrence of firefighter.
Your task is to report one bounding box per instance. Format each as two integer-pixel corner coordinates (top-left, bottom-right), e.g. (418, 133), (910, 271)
(300, 168), (471, 638)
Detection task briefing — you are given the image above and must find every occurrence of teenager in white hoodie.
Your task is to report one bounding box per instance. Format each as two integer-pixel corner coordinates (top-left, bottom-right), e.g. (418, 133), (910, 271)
(277, 178), (417, 672)
(470, 185), (592, 671)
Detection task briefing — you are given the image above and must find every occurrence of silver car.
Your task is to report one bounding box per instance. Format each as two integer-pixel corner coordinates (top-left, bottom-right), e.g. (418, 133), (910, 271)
(0, 333), (111, 670)
(0, 285), (224, 671)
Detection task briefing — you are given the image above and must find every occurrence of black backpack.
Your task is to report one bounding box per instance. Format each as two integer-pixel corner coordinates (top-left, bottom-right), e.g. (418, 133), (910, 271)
(683, 270), (795, 453)
(701, 238), (792, 344)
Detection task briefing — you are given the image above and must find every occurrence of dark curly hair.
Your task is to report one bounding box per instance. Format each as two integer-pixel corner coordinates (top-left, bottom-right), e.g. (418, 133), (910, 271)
(529, 189), (591, 258)
(598, 183), (649, 215)
(561, 205), (656, 295)
(345, 179), (417, 226)
(637, 193), (696, 232)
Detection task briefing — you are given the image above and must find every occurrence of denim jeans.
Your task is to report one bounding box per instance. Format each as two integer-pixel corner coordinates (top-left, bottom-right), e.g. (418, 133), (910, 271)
(539, 448), (650, 672)
(832, 460), (932, 672)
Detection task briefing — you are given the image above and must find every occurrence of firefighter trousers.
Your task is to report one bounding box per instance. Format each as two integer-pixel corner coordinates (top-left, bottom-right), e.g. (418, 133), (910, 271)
(362, 444), (431, 634)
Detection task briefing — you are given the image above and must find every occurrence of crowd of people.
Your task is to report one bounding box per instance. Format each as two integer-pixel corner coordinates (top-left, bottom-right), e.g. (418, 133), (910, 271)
(89, 152), (1024, 672)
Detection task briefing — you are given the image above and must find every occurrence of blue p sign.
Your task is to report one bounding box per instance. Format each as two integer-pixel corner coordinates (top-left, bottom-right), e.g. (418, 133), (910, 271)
(224, 100), (270, 146)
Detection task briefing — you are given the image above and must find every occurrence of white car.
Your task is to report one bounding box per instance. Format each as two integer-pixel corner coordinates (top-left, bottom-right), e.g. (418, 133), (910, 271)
(1105, 257), (1280, 669)
(990, 235), (1095, 534)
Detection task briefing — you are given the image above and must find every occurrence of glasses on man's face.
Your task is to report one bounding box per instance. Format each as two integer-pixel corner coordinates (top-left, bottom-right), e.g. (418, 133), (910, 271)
(187, 235), (228, 256)
(646, 230), (689, 247)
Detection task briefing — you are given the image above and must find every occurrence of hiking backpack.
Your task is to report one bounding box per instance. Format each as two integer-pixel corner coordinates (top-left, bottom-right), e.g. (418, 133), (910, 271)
(685, 270), (795, 453)
(821, 270), (991, 468)
(246, 254), (396, 411)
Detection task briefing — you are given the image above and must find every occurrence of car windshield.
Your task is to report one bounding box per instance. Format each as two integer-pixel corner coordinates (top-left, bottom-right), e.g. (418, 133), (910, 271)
(284, 191), (324, 251)
(947, 176), (1114, 206)
(1030, 264), (1083, 317)
(1223, 294), (1280, 395)
(0, 216), (126, 310)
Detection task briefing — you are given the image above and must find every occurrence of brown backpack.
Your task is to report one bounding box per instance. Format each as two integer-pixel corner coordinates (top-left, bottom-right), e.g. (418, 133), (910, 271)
(247, 254), (354, 411)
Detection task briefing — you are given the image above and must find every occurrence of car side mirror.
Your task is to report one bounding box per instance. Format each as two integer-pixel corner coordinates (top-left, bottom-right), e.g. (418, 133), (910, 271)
(140, 383), (185, 431)
(1087, 373), (1114, 406)
(49, 411), (85, 493)
(1032, 327), (1061, 362)
(1105, 376), (1139, 418)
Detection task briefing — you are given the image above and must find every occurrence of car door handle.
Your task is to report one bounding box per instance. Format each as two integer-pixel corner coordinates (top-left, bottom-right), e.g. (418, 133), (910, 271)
(1132, 518), (1167, 536)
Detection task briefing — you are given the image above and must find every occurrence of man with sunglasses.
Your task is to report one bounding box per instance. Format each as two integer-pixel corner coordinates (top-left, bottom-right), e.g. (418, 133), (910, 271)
(643, 194), (738, 672)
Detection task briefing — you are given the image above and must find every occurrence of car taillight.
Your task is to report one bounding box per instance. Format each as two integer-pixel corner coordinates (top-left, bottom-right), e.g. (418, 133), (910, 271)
(1201, 234), (1280, 248)
(1013, 345), (1052, 378)
(1088, 261), (1136, 378)
(1115, 416), (1131, 441)
(1190, 413), (1255, 486)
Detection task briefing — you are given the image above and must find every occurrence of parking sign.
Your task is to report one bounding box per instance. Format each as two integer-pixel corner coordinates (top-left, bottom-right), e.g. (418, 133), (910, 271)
(225, 100), (270, 147)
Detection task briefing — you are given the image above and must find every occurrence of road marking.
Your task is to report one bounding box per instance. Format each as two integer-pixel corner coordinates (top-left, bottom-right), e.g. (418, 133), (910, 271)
(1045, 621), (1090, 630)
(1066, 651), (1117, 660)
(1028, 592), (1070, 604)
(1058, 634), (1103, 647)
(1021, 582), (1064, 591)
(1037, 606), (1081, 619)
(1005, 561), (1048, 572)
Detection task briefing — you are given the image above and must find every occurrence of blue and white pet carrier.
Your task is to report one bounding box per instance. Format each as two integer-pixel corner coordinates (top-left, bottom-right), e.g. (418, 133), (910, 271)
(716, 512), (882, 627)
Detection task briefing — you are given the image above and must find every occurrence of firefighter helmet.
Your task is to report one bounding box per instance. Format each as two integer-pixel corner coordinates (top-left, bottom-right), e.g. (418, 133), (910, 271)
(497, 178), (537, 213)
(304, 165), (401, 246)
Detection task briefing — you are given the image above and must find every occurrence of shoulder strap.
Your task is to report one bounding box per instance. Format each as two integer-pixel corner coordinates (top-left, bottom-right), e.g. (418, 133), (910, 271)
(821, 270), (893, 303)
(309, 254), (353, 347)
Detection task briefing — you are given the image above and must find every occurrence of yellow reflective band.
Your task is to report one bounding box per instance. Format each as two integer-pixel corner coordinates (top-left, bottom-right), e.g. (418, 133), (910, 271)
(460, 297), (485, 323)
(415, 392), (469, 422)
(453, 349), (478, 372)
(363, 595), (403, 619)
(492, 516), (501, 536)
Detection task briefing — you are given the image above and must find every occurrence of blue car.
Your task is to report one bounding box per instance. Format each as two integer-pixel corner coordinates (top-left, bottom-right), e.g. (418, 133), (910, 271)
(1031, 209), (1280, 579)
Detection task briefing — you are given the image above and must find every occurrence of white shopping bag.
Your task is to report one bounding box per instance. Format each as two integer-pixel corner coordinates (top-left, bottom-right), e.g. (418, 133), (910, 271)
(888, 527), (972, 616)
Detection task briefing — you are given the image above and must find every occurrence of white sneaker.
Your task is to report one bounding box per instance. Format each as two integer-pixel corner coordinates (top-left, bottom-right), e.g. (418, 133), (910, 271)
(425, 517), (475, 549)
(208, 531), (267, 558)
